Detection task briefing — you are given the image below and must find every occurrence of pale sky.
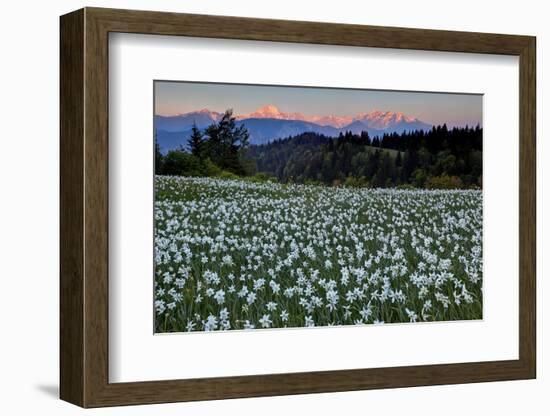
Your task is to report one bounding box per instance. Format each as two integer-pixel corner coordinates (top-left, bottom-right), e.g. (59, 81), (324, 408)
(155, 80), (482, 128)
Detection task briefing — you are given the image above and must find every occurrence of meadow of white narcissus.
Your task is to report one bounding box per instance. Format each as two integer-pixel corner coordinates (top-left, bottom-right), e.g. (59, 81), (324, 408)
(154, 176), (482, 333)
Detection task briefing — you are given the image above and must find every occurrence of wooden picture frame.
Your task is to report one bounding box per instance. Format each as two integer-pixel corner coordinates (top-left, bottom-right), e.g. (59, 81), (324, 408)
(60, 7), (536, 408)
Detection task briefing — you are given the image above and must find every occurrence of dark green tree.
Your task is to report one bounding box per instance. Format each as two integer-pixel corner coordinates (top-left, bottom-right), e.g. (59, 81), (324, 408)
(395, 151), (402, 167)
(245, 124), (481, 188)
(154, 137), (164, 174)
(187, 122), (204, 159)
(204, 109), (250, 174)
(162, 150), (202, 176)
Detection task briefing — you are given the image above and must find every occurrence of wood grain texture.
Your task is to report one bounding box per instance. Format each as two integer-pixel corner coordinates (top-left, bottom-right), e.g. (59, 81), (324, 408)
(518, 38), (536, 376)
(88, 7), (532, 54)
(59, 7), (537, 408)
(83, 10), (110, 406)
(59, 8), (84, 407)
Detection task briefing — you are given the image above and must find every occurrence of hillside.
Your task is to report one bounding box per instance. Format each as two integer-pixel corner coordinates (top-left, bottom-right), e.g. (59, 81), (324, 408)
(244, 126), (482, 188)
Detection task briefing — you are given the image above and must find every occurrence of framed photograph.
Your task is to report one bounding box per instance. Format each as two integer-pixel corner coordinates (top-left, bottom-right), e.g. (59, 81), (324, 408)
(60, 7), (536, 407)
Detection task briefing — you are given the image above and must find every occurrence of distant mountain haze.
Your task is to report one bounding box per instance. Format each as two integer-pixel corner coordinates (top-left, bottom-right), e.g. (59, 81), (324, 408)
(154, 105), (433, 153)
(154, 108), (222, 132)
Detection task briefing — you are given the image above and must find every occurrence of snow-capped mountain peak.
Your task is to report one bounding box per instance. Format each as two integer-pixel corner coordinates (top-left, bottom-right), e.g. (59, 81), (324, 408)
(235, 106), (425, 130)
(238, 104), (306, 121)
(257, 104), (281, 115)
(197, 108), (216, 114)
(155, 106), (433, 152)
(172, 108), (221, 119)
(354, 110), (417, 129)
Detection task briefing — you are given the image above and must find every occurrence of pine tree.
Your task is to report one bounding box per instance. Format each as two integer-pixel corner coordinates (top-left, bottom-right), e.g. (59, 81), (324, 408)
(360, 130), (371, 146)
(395, 151), (402, 167)
(203, 109), (250, 174)
(187, 122), (204, 159)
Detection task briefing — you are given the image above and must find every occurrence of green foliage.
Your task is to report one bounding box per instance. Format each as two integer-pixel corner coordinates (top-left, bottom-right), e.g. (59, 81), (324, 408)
(436, 150), (456, 174)
(187, 122), (204, 158)
(246, 172), (276, 183)
(156, 109), (250, 178)
(344, 175), (370, 188)
(202, 158), (223, 177)
(412, 168), (428, 188)
(204, 109), (249, 175)
(426, 174), (464, 189)
(216, 170), (240, 180)
(162, 151), (203, 177)
(303, 178), (323, 186)
(245, 125), (482, 189)
(372, 152), (396, 188)
(395, 151), (403, 167)
(154, 138), (164, 174)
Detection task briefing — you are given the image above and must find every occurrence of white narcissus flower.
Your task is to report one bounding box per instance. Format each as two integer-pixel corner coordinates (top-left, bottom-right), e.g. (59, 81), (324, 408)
(266, 302), (277, 312)
(259, 315), (272, 328)
(203, 314), (218, 331)
(405, 308), (418, 323)
(154, 176), (482, 332)
(186, 320), (196, 332)
(214, 289), (225, 305)
(280, 310), (289, 322)
(219, 307), (229, 321)
(246, 292), (256, 305)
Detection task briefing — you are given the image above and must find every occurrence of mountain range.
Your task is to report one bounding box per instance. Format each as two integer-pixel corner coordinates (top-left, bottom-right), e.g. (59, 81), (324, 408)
(154, 105), (432, 153)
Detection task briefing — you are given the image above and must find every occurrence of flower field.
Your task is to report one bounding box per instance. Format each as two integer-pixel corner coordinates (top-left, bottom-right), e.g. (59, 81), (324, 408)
(154, 176), (482, 332)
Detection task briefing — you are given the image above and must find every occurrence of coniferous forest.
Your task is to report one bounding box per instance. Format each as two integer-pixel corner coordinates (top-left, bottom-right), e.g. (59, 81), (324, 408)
(155, 109), (482, 189)
(245, 125), (482, 188)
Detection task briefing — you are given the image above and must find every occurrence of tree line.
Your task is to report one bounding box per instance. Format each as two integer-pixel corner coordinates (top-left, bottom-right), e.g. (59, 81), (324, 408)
(155, 109), (251, 178)
(155, 107), (482, 189)
(244, 125), (482, 188)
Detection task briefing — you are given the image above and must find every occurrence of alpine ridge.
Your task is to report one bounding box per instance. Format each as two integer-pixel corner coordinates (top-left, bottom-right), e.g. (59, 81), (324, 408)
(154, 105), (433, 152)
